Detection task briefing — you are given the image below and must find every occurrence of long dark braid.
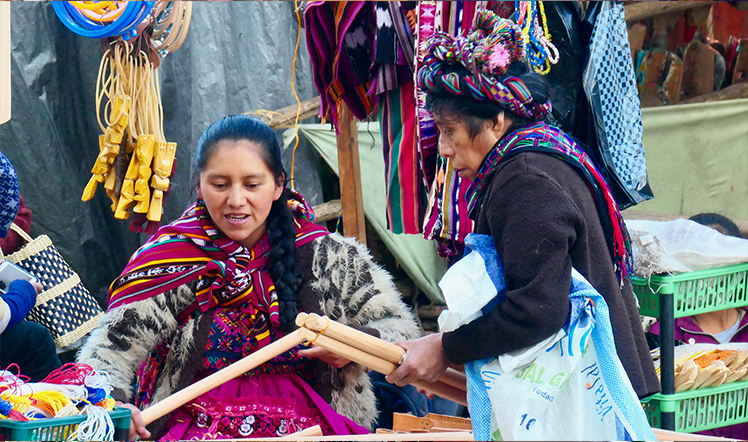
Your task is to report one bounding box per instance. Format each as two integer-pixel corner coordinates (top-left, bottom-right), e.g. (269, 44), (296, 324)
(267, 188), (303, 332)
(195, 114), (302, 332)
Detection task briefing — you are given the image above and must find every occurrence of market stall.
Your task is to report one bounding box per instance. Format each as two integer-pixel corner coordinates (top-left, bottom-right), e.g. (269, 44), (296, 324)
(2, 1), (748, 441)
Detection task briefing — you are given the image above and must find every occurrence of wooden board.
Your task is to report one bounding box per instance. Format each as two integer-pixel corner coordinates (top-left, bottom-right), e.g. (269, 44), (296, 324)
(625, 1), (711, 23)
(640, 50), (683, 107)
(733, 39), (748, 85)
(0, 2), (10, 125)
(680, 41), (715, 101)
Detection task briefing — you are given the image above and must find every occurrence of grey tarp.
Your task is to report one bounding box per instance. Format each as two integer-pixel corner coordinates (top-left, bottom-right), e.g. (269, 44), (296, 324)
(0, 2), (321, 305)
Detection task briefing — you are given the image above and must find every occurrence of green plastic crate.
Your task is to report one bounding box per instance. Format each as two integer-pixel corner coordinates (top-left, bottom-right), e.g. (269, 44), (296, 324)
(0, 407), (130, 441)
(631, 262), (748, 318)
(642, 380), (748, 433)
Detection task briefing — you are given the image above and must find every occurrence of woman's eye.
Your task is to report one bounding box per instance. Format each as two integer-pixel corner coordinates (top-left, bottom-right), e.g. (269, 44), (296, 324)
(211, 183), (227, 189)
(245, 183), (260, 189)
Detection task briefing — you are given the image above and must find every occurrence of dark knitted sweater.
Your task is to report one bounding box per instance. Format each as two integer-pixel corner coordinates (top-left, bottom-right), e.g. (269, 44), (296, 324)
(441, 152), (660, 399)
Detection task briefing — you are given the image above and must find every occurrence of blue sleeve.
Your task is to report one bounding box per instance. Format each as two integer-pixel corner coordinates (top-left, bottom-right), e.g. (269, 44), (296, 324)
(2, 280), (37, 328)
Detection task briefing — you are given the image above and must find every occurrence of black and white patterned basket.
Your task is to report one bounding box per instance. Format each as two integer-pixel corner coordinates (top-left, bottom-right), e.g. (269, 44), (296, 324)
(2, 224), (102, 348)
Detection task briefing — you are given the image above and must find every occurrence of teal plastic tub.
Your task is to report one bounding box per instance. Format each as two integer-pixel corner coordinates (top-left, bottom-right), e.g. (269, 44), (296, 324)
(0, 407), (131, 441)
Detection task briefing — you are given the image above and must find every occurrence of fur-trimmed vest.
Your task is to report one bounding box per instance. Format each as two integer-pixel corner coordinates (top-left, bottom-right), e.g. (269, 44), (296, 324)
(77, 234), (421, 437)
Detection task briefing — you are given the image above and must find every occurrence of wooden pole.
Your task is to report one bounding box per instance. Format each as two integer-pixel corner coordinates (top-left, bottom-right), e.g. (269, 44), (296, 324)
(244, 96), (321, 130)
(678, 82), (748, 105)
(0, 2), (10, 125)
(624, 1), (710, 22)
(300, 313), (467, 391)
(335, 103), (367, 245)
(311, 199), (342, 224)
(297, 327), (468, 406)
(140, 329), (307, 425)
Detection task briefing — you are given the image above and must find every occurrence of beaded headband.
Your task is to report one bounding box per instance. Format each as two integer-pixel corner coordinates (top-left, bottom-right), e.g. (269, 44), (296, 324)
(417, 9), (552, 120)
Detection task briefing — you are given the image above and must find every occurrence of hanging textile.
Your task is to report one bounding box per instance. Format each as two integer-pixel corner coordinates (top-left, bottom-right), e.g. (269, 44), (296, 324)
(581, 1), (653, 209)
(304, 1), (376, 130)
(417, 2), (488, 253)
(373, 2), (425, 234)
(379, 83), (424, 234)
(414, 1), (439, 193)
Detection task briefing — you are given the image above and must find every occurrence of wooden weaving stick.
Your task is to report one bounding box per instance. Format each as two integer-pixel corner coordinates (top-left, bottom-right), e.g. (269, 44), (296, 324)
(140, 329), (308, 425)
(299, 313), (467, 392)
(296, 328), (467, 406)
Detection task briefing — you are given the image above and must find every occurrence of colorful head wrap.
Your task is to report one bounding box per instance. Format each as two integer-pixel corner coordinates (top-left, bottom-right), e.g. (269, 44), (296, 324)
(417, 9), (552, 120)
(0, 153), (20, 239)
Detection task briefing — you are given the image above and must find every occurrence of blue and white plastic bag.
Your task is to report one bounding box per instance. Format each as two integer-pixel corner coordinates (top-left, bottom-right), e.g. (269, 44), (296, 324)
(438, 234), (655, 441)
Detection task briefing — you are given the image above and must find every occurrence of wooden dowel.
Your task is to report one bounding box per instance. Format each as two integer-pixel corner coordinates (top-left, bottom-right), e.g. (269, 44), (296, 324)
(300, 313), (468, 392)
(236, 432), (476, 441)
(302, 312), (406, 364)
(280, 424), (323, 439)
(411, 380), (468, 407)
(652, 427), (728, 441)
(298, 328), (468, 406)
(140, 329), (307, 425)
(438, 368), (467, 392)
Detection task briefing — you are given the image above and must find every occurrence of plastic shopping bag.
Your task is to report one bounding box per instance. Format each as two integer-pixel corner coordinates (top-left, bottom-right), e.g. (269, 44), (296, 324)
(439, 234), (655, 441)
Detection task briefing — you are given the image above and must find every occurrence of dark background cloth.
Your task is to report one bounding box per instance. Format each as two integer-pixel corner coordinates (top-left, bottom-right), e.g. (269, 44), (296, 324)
(0, 2), (321, 307)
(0, 320), (61, 382)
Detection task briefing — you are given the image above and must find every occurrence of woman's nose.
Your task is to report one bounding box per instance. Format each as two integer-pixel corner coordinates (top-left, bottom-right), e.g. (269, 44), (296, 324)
(227, 186), (244, 206)
(439, 140), (453, 159)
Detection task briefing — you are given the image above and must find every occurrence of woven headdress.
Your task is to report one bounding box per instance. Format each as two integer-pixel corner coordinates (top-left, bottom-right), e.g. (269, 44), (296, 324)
(417, 9), (552, 120)
(0, 153), (20, 239)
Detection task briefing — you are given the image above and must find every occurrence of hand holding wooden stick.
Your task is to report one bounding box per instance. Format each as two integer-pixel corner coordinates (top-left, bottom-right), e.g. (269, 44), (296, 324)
(298, 313), (467, 403)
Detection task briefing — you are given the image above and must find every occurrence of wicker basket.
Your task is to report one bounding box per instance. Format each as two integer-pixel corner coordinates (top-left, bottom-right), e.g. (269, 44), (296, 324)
(1, 223), (102, 347)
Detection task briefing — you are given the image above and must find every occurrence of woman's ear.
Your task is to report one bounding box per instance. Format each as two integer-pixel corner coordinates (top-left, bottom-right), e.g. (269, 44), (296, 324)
(274, 173), (285, 201)
(491, 113), (506, 137)
(196, 184), (203, 201)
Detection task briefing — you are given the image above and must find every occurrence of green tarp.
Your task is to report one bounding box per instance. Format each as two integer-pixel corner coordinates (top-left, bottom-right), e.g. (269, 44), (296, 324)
(637, 98), (748, 221)
(284, 124), (448, 304)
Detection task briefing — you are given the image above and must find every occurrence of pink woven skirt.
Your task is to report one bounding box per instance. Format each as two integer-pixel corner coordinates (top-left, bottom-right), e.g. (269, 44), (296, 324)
(159, 372), (369, 440)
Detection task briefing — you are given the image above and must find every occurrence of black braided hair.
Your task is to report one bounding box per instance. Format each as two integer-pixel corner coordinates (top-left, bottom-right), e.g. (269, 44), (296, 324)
(267, 188), (303, 332)
(195, 115), (301, 332)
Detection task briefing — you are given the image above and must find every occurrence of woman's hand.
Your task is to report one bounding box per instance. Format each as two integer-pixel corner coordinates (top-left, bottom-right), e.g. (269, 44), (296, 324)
(114, 401), (151, 440)
(297, 346), (352, 368)
(386, 332), (450, 387)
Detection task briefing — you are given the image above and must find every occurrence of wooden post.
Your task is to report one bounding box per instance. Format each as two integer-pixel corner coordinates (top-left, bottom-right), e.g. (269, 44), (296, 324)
(624, 1), (710, 22)
(336, 103), (366, 245)
(0, 2), (10, 125)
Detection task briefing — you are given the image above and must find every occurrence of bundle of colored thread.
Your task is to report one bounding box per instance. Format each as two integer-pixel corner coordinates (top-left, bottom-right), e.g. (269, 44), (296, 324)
(0, 363), (116, 441)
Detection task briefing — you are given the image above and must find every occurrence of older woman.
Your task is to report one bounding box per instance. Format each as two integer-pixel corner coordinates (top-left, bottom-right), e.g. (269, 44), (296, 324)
(387, 10), (659, 402)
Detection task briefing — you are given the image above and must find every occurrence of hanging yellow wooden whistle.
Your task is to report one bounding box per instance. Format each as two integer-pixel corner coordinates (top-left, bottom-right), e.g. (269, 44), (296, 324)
(115, 134), (155, 219)
(147, 141), (176, 222)
(81, 95), (130, 202)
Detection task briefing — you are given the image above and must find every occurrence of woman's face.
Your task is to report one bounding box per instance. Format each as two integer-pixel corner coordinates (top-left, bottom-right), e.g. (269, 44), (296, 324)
(433, 113), (505, 180)
(197, 139), (283, 250)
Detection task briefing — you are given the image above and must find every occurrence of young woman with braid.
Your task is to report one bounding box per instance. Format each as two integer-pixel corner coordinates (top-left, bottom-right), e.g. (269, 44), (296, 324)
(387, 10), (660, 402)
(77, 115), (420, 440)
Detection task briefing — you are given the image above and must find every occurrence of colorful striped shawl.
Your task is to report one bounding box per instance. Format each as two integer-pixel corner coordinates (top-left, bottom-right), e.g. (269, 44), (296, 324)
(107, 201), (330, 322)
(466, 122), (634, 284)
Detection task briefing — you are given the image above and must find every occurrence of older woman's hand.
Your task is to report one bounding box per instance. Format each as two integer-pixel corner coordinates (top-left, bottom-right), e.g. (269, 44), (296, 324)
(386, 333), (450, 387)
